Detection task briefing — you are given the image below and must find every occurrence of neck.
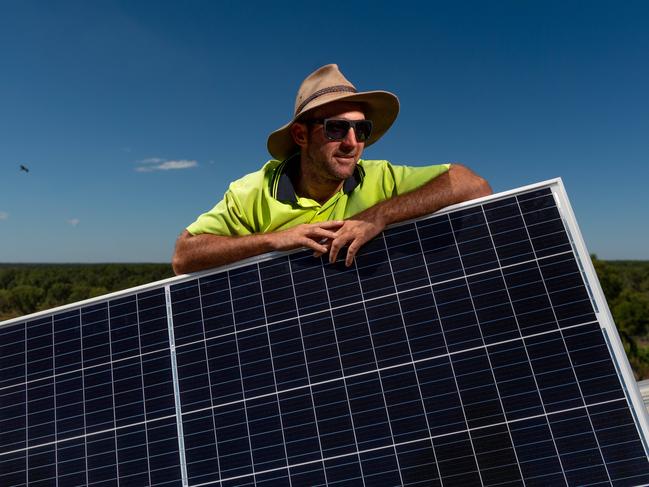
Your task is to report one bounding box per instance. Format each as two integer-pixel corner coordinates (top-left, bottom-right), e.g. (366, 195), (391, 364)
(294, 156), (344, 205)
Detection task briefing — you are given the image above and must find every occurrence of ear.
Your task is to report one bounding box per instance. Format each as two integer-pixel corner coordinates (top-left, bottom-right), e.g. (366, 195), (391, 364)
(290, 122), (308, 148)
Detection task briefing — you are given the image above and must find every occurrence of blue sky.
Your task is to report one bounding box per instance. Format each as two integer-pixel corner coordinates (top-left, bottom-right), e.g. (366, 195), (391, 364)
(1, 0), (647, 262)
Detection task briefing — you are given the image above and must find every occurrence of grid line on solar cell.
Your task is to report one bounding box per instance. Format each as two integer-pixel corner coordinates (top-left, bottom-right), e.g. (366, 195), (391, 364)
(106, 299), (121, 483)
(381, 229), (443, 474)
(256, 262), (296, 477)
(134, 293), (154, 485)
(195, 275), (221, 481)
(213, 271), (254, 482)
(285, 255), (331, 484)
(318, 254), (369, 482)
(352, 249), (407, 484)
(78, 308), (91, 484)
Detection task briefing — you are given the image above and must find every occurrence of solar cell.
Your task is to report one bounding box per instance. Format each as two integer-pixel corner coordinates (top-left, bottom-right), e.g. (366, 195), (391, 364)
(1, 178), (648, 486)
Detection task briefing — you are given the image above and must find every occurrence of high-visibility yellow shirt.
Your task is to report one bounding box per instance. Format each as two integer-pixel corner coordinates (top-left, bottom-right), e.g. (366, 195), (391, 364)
(187, 157), (450, 236)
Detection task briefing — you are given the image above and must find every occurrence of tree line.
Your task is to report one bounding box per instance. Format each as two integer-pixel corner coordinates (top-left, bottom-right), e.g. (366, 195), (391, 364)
(592, 258), (649, 379)
(1, 259), (648, 377)
(0, 264), (173, 320)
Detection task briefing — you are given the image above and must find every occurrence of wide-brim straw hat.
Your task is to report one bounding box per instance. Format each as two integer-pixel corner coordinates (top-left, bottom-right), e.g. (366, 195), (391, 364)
(267, 64), (400, 161)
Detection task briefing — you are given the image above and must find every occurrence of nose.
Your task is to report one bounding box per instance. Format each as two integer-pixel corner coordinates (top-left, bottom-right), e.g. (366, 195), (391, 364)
(340, 126), (359, 147)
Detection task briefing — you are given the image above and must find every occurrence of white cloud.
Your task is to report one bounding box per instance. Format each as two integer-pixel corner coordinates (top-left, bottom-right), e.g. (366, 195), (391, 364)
(135, 158), (198, 172)
(67, 218), (80, 227)
(0, 211), (8, 220)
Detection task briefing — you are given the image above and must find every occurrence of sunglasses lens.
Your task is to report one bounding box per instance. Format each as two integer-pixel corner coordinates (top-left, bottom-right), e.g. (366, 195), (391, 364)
(325, 120), (351, 140)
(354, 121), (372, 141)
(323, 120), (373, 141)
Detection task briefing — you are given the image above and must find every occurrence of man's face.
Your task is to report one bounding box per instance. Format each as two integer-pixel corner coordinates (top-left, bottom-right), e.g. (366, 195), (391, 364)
(299, 102), (367, 183)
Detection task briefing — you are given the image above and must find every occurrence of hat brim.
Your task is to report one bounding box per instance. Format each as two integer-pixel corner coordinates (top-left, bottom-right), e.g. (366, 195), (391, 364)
(267, 90), (399, 161)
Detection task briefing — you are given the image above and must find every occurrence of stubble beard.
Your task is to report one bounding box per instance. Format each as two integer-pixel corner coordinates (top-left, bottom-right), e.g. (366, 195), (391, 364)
(309, 145), (359, 184)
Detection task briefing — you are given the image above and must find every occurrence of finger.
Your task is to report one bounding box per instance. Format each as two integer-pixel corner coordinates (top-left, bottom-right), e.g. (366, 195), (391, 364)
(345, 240), (362, 267)
(313, 242), (330, 258)
(319, 220), (344, 227)
(328, 241), (340, 264)
(301, 238), (329, 254)
(328, 235), (350, 264)
(313, 220), (344, 231)
(310, 228), (338, 240)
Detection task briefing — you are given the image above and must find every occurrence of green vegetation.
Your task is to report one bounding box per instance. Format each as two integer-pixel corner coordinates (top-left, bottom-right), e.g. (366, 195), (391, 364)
(592, 258), (649, 379)
(1, 259), (648, 378)
(0, 264), (173, 320)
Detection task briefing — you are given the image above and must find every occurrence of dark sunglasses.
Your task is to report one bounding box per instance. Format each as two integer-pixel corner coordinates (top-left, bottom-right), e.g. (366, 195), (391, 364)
(305, 118), (373, 142)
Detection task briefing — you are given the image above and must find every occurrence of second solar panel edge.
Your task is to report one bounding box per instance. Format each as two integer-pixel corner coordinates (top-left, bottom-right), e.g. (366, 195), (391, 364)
(166, 284), (190, 487)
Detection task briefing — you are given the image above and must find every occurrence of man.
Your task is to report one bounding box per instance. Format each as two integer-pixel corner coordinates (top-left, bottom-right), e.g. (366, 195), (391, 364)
(172, 64), (491, 275)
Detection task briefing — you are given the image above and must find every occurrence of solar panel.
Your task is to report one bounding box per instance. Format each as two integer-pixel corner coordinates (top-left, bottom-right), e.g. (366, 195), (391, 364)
(0, 287), (183, 486)
(2, 178), (649, 486)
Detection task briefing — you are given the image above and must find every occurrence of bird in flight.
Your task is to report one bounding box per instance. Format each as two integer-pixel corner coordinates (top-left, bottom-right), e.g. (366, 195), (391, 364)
(20, 164), (29, 173)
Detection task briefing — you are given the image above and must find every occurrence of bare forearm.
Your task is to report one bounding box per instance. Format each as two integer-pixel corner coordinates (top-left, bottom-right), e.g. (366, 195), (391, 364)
(354, 163), (491, 227)
(172, 220), (344, 275)
(172, 231), (275, 274)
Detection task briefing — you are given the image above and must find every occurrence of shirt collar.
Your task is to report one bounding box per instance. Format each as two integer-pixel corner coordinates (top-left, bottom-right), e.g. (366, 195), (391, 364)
(273, 153), (364, 204)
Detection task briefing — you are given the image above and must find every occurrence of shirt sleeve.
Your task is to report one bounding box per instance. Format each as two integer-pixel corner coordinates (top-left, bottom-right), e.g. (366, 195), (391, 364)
(186, 187), (254, 236)
(387, 162), (451, 195)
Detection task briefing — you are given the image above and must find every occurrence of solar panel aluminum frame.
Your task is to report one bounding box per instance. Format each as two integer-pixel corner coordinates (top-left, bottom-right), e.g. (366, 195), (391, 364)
(549, 179), (649, 446)
(2, 177), (649, 486)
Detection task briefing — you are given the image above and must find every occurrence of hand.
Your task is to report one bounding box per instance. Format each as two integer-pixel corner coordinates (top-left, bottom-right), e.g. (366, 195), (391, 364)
(325, 217), (386, 266)
(271, 220), (344, 254)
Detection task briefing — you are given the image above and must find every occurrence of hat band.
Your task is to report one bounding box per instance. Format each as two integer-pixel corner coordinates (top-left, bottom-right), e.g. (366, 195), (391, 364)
(295, 85), (358, 116)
